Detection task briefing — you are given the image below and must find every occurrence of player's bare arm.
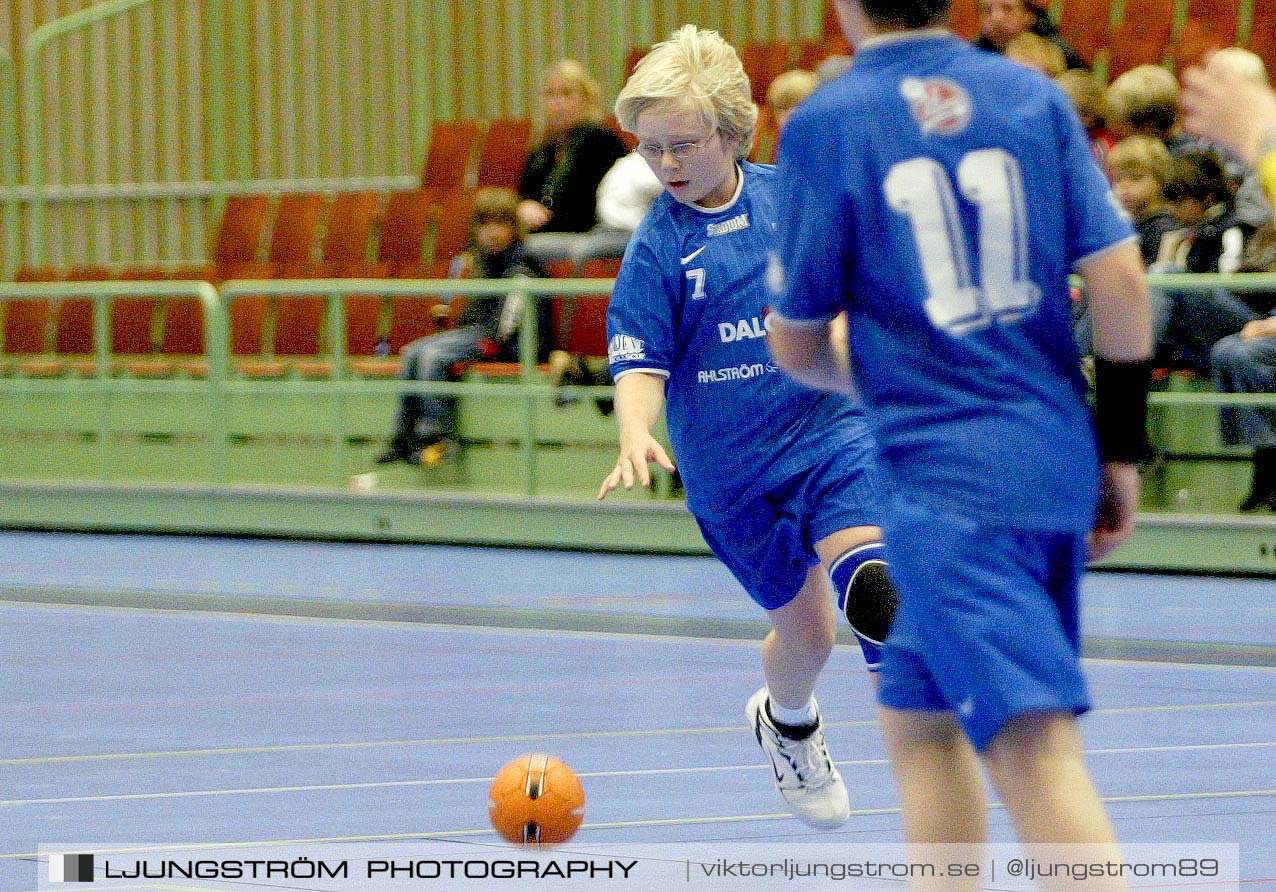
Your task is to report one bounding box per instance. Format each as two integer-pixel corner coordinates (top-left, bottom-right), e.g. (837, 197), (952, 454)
(1080, 242), (1153, 364)
(598, 371), (676, 500)
(1078, 241), (1154, 559)
(767, 312), (857, 397)
(1179, 64), (1276, 167)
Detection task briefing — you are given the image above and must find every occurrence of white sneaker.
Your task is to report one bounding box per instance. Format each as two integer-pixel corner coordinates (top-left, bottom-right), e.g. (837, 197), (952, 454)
(745, 687), (850, 829)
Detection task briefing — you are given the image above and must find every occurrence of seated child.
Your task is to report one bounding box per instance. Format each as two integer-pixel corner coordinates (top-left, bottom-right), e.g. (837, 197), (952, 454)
(1158, 147), (1250, 273)
(1149, 149), (1259, 371)
(1076, 144), (1257, 370)
(376, 187), (549, 466)
(1107, 135), (1177, 265)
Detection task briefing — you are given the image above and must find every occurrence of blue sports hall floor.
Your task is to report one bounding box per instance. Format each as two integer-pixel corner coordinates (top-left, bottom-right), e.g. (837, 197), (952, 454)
(0, 531), (1272, 891)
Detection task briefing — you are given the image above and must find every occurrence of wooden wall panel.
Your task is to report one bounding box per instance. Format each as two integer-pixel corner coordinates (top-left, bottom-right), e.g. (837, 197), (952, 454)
(3, 0), (820, 269)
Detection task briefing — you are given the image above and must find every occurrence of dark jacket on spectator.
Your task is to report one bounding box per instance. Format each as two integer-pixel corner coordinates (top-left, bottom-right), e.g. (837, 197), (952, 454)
(519, 122), (628, 233)
(1137, 209), (1179, 266)
(456, 244), (554, 361)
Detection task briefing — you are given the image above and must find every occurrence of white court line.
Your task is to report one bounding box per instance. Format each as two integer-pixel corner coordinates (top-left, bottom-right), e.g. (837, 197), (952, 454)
(1, 762), (871, 807)
(4, 699), (1273, 767)
(4, 742), (1274, 807)
(4, 788), (1276, 861)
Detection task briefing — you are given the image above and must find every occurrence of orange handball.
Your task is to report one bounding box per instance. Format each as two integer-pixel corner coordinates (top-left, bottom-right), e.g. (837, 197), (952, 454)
(487, 753), (586, 846)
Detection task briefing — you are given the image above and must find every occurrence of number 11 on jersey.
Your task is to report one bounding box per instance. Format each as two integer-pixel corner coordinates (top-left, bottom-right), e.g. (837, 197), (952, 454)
(884, 147), (1040, 336)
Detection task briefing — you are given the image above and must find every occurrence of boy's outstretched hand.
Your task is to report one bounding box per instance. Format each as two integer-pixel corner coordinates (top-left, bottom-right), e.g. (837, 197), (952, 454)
(598, 435), (676, 500)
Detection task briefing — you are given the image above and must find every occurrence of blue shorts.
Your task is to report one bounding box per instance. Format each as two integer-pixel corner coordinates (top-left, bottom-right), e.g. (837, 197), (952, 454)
(695, 445), (882, 611)
(877, 501), (1091, 751)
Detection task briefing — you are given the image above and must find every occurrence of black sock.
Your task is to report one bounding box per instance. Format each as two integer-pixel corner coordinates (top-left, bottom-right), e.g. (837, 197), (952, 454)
(766, 700), (817, 740)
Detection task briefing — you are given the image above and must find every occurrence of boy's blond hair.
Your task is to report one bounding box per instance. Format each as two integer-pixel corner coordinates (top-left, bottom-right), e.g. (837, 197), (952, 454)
(473, 186), (521, 224)
(1005, 32), (1066, 77)
(615, 25), (758, 160)
(1106, 135), (1173, 187)
(1105, 64), (1179, 136)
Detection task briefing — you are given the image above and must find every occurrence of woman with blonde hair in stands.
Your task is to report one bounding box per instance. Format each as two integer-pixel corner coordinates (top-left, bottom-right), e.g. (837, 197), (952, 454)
(518, 59), (627, 257)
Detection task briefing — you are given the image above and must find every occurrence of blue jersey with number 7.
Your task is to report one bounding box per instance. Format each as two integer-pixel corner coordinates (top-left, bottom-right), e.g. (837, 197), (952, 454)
(770, 33), (1135, 529)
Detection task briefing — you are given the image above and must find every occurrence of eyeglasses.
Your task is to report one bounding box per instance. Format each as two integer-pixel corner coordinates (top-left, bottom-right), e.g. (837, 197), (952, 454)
(635, 135), (715, 161)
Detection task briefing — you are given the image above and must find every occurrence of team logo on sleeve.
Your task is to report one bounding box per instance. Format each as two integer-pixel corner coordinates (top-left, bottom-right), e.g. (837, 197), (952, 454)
(608, 333), (646, 363)
(900, 77), (971, 136)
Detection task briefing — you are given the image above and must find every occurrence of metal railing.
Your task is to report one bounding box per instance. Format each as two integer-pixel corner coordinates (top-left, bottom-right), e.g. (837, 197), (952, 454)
(3, 272), (1276, 497)
(0, 278), (225, 479)
(6, 0), (822, 271)
(0, 277), (616, 496)
(23, 0), (181, 267)
(1, 47), (17, 281)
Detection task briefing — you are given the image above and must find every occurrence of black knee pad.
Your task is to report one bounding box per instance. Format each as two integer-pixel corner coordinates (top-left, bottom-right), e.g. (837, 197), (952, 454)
(829, 542), (898, 668)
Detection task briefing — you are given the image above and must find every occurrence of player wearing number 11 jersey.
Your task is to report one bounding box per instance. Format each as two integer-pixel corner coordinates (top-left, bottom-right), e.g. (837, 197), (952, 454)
(768, 0), (1152, 878)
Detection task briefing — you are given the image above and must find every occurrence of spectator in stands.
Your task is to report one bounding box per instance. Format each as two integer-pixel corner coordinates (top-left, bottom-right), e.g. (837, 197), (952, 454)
(1056, 68), (1117, 164)
(596, 150), (664, 234)
(1212, 315), (1276, 511)
(767, 69), (820, 134)
(1076, 145), (1256, 370)
(376, 187), (549, 467)
(1157, 148), (1251, 274)
(545, 150), (664, 412)
(1140, 149), (1259, 372)
(1108, 136), (1177, 266)
(1106, 64), (1194, 153)
(1196, 49), (1274, 231)
(1005, 32), (1066, 77)
(1209, 312), (1270, 510)
(974, 0), (1086, 69)
(1180, 52), (1276, 208)
(518, 59), (629, 262)
(1181, 58), (1276, 511)
(751, 69), (821, 164)
(565, 149), (665, 266)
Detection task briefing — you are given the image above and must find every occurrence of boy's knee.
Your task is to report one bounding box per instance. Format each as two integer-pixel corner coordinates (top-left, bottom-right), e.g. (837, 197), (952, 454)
(829, 540), (897, 669)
